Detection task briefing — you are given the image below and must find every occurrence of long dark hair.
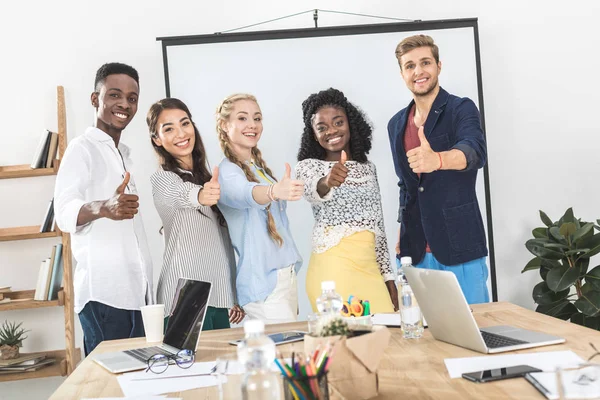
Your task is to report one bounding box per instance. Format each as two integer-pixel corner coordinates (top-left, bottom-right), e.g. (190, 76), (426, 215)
(147, 98), (224, 225)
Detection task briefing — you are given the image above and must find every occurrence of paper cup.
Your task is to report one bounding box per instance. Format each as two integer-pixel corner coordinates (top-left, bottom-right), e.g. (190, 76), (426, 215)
(140, 304), (165, 343)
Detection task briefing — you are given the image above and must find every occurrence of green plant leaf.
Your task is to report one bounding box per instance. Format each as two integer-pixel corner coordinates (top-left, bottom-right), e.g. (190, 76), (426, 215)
(532, 227), (548, 239)
(526, 239), (565, 260)
(547, 265), (580, 292)
(541, 259), (562, 269)
(561, 208), (576, 224)
(533, 282), (569, 305)
(536, 301), (577, 321)
(522, 257), (542, 273)
(577, 258), (591, 277)
(540, 210), (554, 227)
(544, 243), (570, 250)
(585, 265), (600, 291)
(573, 223), (595, 244)
(578, 234), (600, 259)
(565, 249), (590, 255)
(571, 312), (600, 330)
(559, 222), (577, 238)
(549, 227), (566, 243)
(581, 283), (595, 295)
(540, 266), (550, 280)
(574, 291), (600, 317)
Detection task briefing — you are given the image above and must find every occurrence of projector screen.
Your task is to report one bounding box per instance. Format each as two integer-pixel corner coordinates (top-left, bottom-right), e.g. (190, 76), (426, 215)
(158, 19), (496, 318)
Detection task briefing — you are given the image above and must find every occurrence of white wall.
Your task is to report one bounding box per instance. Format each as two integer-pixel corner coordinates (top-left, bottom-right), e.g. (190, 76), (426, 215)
(0, 1), (598, 398)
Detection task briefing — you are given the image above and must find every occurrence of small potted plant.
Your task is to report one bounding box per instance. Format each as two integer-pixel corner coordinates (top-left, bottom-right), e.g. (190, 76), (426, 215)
(0, 321), (29, 360)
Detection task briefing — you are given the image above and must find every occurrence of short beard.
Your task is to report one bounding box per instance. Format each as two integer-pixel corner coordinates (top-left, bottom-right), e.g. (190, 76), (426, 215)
(411, 77), (439, 98)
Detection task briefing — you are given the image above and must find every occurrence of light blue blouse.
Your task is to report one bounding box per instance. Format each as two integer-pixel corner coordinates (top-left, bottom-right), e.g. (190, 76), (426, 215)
(217, 158), (302, 306)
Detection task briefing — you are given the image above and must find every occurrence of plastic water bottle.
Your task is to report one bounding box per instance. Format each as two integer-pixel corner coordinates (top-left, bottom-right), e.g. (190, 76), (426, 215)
(237, 320), (281, 400)
(315, 281), (344, 315)
(398, 257), (424, 339)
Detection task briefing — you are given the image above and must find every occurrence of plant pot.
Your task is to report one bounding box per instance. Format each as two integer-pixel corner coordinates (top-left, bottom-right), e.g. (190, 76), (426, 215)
(0, 344), (19, 360)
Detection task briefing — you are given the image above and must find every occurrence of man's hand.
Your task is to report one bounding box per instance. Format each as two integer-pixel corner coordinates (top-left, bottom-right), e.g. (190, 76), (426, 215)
(199, 166), (220, 206)
(101, 172), (139, 220)
(385, 280), (399, 311)
(406, 126), (442, 174)
(324, 150), (348, 188)
(272, 163), (304, 201)
(229, 305), (245, 324)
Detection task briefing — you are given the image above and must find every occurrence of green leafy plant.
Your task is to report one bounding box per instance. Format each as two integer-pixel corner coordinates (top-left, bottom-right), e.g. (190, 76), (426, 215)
(522, 208), (600, 330)
(0, 321), (29, 347)
(319, 317), (350, 337)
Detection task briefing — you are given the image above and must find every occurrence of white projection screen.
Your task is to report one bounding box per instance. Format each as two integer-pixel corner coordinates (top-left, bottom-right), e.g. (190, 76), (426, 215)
(158, 19), (496, 319)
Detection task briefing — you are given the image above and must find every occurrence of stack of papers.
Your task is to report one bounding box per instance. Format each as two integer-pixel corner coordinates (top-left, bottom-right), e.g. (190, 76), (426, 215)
(0, 354), (55, 374)
(526, 369), (600, 399)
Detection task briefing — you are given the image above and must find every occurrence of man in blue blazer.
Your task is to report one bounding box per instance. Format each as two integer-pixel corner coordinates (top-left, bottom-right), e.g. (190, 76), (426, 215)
(388, 34), (489, 304)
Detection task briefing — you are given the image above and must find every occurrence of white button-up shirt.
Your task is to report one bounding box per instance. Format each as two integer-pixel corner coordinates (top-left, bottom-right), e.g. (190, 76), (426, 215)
(54, 127), (153, 313)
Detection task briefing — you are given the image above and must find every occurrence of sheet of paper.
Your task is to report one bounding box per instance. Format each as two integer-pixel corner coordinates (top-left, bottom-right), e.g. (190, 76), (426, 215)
(444, 350), (584, 379)
(527, 369), (600, 400)
(82, 397), (171, 400)
(117, 361), (220, 397)
(371, 313), (428, 327)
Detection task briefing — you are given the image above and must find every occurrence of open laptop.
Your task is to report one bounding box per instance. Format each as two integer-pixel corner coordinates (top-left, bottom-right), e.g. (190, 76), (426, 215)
(403, 267), (565, 354)
(93, 278), (212, 373)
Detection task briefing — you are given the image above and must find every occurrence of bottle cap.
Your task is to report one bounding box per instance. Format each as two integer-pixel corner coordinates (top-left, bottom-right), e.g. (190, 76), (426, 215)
(243, 319), (265, 334)
(321, 281), (336, 290)
(400, 256), (413, 266)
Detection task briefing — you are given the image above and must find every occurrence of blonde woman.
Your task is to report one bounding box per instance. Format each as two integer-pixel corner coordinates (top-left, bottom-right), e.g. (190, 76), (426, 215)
(216, 93), (303, 324)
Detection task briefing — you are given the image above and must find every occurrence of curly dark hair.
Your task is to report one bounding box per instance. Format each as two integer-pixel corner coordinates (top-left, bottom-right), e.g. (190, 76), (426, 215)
(297, 88), (373, 163)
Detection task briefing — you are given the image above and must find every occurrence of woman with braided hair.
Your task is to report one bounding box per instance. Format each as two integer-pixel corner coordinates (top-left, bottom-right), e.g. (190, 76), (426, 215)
(296, 88), (398, 313)
(216, 93), (303, 323)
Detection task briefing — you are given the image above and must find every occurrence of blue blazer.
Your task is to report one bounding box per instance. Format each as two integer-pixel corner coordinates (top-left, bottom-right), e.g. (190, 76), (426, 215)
(387, 87), (488, 266)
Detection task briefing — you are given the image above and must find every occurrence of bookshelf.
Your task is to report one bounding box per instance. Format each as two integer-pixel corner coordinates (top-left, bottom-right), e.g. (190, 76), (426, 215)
(0, 86), (80, 381)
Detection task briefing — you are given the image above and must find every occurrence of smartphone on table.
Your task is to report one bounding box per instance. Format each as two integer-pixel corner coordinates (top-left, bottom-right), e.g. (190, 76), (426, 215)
(229, 331), (306, 346)
(462, 365), (542, 383)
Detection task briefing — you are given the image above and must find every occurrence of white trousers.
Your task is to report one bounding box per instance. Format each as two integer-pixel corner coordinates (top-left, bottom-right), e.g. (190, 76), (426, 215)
(243, 265), (298, 324)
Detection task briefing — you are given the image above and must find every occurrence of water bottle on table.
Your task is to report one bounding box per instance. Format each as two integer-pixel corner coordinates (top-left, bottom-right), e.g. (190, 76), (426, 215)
(398, 257), (424, 339)
(316, 280), (344, 315)
(237, 319), (281, 400)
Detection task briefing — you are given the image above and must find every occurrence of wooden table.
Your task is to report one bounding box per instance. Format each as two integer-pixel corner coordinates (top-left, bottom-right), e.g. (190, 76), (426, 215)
(50, 302), (600, 399)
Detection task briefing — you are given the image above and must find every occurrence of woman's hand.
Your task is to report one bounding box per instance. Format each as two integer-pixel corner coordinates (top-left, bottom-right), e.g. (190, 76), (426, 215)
(198, 166), (220, 206)
(385, 280), (399, 311)
(272, 163), (304, 201)
(229, 304), (245, 324)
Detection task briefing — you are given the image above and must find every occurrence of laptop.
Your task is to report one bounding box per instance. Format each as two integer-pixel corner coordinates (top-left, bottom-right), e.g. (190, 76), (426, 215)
(402, 267), (565, 354)
(93, 278), (212, 373)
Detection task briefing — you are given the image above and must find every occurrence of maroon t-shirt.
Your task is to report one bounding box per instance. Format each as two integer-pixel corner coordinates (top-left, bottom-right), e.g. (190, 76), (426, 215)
(403, 104), (431, 253)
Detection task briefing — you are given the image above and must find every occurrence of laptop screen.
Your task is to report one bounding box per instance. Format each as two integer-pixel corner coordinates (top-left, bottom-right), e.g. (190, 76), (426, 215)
(163, 279), (212, 351)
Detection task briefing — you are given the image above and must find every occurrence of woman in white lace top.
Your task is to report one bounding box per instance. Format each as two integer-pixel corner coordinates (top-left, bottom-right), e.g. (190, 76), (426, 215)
(296, 88), (398, 313)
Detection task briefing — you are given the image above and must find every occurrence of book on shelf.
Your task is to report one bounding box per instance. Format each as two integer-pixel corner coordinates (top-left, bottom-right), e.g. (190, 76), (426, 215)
(0, 286), (11, 293)
(0, 358), (56, 373)
(40, 198), (54, 233)
(45, 132), (58, 168)
(0, 353), (47, 367)
(30, 130), (53, 169)
(47, 244), (63, 301)
(33, 259), (51, 301)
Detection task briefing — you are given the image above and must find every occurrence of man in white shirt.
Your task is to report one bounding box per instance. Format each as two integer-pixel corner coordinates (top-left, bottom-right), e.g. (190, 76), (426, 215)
(54, 63), (153, 356)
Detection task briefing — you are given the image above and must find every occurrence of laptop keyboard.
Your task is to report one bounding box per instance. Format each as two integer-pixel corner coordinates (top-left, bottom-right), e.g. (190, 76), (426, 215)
(480, 330), (529, 348)
(124, 346), (173, 363)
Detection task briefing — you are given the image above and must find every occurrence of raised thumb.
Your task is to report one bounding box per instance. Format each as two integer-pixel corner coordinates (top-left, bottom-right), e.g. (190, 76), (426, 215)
(418, 126), (429, 146)
(283, 163), (291, 179)
(210, 166), (219, 183)
(340, 150), (347, 165)
(116, 172), (130, 194)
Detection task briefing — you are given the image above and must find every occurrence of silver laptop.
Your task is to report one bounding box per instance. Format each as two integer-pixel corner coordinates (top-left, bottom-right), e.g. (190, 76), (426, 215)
(403, 267), (565, 354)
(93, 278), (212, 373)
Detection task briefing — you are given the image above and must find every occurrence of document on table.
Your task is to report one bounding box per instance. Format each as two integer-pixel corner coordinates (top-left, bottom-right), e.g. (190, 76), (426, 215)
(526, 369), (600, 400)
(83, 398), (174, 400)
(444, 350), (584, 379)
(117, 361), (221, 397)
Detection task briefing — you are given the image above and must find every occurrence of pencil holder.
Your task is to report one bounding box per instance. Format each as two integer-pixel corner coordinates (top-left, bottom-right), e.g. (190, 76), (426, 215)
(283, 372), (329, 400)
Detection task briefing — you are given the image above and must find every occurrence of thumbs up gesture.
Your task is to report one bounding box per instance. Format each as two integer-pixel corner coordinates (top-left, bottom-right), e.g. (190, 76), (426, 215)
(324, 150), (349, 189)
(406, 126), (442, 174)
(272, 163), (304, 201)
(101, 172), (140, 220)
(199, 166), (220, 206)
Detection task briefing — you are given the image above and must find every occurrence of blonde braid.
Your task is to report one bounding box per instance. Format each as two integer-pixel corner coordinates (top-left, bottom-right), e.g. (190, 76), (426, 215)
(217, 94), (284, 247)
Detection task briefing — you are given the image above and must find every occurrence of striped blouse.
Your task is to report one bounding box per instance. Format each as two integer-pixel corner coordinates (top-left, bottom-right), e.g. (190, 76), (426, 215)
(151, 169), (237, 314)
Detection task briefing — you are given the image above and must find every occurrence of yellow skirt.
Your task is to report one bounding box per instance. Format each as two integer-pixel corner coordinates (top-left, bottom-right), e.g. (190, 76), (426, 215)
(306, 230), (394, 314)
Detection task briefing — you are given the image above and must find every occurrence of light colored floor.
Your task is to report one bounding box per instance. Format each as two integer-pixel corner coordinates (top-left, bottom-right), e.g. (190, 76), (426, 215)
(0, 377), (64, 400)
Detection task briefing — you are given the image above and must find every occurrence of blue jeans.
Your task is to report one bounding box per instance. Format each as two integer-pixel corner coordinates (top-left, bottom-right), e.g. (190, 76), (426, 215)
(78, 301), (145, 356)
(416, 253), (490, 304)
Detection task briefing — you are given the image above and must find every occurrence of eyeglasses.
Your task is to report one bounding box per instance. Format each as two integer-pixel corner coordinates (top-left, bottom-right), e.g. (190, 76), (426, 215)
(146, 349), (195, 374)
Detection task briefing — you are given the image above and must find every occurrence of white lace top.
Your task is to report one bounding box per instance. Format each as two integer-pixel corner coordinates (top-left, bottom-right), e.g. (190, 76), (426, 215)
(295, 159), (395, 282)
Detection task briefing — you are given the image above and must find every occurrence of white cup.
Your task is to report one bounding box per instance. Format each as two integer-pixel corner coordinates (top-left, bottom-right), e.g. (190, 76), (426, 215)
(140, 304), (165, 343)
